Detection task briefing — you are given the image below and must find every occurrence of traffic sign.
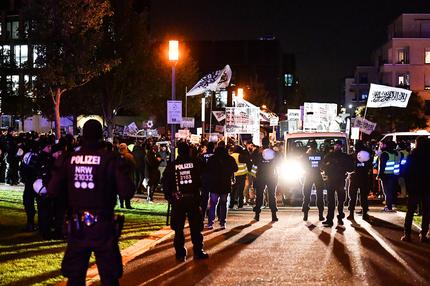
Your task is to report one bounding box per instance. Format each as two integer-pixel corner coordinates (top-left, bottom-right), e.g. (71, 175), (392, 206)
(167, 100), (182, 124)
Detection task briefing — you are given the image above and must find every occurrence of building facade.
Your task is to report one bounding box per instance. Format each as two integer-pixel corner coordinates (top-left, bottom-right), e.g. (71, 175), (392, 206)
(346, 14), (430, 118)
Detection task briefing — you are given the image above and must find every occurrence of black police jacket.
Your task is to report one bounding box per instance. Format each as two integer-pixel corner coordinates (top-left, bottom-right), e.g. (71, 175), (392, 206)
(47, 145), (135, 213)
(162, 156), (202, 202)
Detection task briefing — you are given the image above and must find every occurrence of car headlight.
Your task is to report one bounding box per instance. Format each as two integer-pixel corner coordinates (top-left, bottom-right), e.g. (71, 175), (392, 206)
(277, 159), (305, 183)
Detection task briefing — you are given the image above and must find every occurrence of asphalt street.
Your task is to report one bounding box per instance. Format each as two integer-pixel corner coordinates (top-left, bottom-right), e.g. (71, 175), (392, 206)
(115, 206), (430, 286)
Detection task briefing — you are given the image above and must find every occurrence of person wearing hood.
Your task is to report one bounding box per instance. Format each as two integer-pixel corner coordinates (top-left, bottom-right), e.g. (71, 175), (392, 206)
(206, 141), (238, 229)
(253, 137), (279, 222)
(47, 119), (135, 286)
(321, 140), (353, 227)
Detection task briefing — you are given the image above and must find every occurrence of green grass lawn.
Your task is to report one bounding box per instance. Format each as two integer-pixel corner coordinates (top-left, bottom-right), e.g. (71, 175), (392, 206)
(0, 188), (168, 286)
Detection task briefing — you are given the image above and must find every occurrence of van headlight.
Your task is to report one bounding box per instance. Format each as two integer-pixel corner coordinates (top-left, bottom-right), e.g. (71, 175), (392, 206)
(277, 159), (305, 183)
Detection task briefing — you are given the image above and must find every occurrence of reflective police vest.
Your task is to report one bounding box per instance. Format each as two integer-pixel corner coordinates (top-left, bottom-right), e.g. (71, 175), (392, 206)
(250, 164), (258, 177)
(399, 149), (409, 166)
(382, 152), (400, 175)
(231, 153), (248, 176)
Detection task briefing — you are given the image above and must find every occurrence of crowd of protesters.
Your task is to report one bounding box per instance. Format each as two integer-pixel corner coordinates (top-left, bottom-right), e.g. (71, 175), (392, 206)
(1, 125), (428, 244)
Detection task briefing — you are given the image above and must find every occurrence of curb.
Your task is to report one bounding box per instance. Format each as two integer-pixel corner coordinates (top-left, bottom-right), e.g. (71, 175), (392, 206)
(56, 226), (175, 286)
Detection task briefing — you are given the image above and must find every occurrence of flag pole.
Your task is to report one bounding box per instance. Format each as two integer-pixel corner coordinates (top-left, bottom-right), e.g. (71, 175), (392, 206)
(185, 86), (188, 117)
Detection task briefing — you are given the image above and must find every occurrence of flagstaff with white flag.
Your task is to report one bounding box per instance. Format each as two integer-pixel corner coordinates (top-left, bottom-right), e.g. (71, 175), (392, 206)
(186, 65), (232, 96)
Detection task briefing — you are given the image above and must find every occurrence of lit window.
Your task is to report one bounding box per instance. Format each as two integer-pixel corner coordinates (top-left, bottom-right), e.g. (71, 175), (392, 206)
(33, 45), (45, 68)
(6, 75), (20, 96)
(397, 73), (410, 87)
(6, 20), (19, 39)
(426, 48), (430, 64)
(284, 74), (293, 87)
(397, 48), (409, 64)
(0, 45), (10, 64)
(14, 45), (28, 67)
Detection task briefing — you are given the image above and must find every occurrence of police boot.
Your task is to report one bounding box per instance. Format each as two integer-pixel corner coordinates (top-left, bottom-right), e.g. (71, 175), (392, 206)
(303, 211), (308, 221)
(362, 213), (370, 221)
(253, 212), (260, 221)
(319, 211), (325, 221)
(272, 212), (278, 222)
(194, 249), (209, 260)
(322, 220), (333, 227)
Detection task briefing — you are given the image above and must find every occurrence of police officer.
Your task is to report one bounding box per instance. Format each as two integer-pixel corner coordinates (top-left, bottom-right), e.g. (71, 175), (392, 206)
(301, 140), (324, 221)
(321, 140), (353, 227)
(162, 141), (209, 261)
(348, 141), (372, 221)
(377, 140), (400, 212)
(253, 137), (279, 222)
(47, 120), (135, 286)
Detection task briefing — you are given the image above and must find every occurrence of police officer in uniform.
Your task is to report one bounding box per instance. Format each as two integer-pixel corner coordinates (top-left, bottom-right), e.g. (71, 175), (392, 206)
(253, 137), (278, 222)
(377, 140), (400, 212)
(348, 141), (372, 221)
(47, 120), (135, 286)
(321, 140), (353, 227)
(301, 140), (325, 221)
(162, 142), (209, 261)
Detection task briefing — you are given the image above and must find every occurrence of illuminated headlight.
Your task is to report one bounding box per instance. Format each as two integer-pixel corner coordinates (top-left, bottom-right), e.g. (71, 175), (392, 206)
(277, 159), (305, 183)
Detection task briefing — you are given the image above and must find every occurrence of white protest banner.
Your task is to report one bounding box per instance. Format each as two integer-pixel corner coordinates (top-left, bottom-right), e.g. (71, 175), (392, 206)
(225, 107), (259, 134)
(303, 102), (338, 132)
(351, 127), (360, 140)
(212, 111), (226, 122)
(186, 65), (232, 96)
(215, 125), (224, 133)
(353, 117), (377, 135)
(270, 117), (279, 127)
(287, 108), (300, 133)
(123, 122), (139, 136)
(175, 129), (190, 140)
(367, 83), (412, 108)
(190, 134), (201, 145)
(180, 117), (195, 128)
(167, 100), (182, 124)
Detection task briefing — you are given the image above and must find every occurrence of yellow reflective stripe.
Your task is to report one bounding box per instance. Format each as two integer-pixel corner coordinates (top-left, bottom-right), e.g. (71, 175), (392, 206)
(235, 163), (248, 176)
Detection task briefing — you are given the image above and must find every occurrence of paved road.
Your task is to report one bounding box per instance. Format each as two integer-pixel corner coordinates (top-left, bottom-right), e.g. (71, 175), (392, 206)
(117, 207), (430, 286)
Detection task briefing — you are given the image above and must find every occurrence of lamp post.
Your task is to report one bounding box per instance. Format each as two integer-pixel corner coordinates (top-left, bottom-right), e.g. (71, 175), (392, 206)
(169, 40), (178, 162)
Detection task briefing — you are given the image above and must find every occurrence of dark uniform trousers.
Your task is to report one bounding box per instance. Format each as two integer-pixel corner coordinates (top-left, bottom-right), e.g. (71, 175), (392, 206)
(62, 221), (122, 286)
(171, 195), (204, 256)
(23, 182), (36, 226)
(348, 176), (370, 214)
(326, 179), (346, 222)
(230, 175), (246, 208)
(253, 177), (277, 214)
(302, 172), (324, 214)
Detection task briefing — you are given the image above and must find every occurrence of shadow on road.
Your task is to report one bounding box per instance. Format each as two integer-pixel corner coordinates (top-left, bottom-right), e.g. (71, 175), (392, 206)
(144, 223), (273, 286)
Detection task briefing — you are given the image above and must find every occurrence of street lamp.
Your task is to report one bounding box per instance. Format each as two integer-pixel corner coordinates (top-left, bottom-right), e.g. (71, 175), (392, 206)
(237, 88), (244, 99)
(169, 40), (178, 162)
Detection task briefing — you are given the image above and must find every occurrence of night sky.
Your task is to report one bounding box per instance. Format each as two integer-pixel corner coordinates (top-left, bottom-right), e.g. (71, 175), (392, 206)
(150, 0), (430, 103)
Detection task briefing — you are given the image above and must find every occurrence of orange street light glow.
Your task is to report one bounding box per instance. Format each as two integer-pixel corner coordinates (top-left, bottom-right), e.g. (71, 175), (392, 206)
(169, 40), (179, 61)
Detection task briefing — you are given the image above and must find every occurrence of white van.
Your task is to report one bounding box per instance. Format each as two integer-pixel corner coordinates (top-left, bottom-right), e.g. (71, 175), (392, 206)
(380, 130), (430, 144)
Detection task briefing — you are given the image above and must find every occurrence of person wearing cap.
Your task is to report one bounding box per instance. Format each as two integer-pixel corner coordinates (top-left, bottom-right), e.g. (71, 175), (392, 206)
(321, 139), (353, 227)
(161, 141), (209, 261)
(377, 140), (401, 212)
(253, 137), (279, 222)
(301, 140), (325, 221)
(229, 144), (248, 210)
(47, 119), (135, 286)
